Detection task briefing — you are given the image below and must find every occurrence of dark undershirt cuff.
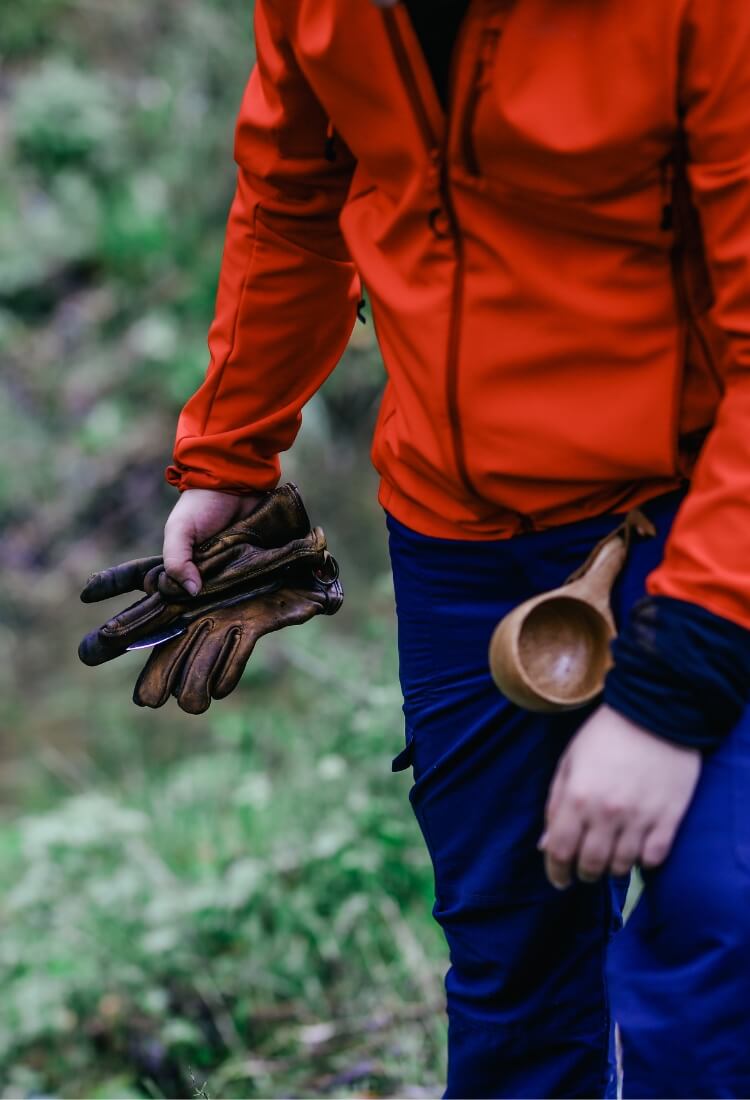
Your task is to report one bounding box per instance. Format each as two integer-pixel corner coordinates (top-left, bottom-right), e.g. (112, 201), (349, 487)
(603, 596), (750, 752)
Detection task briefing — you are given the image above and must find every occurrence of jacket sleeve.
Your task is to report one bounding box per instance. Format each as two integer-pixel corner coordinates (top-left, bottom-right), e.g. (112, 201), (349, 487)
(166, 0), (359, 494)
(603, 0), (750, 749)
(645, 0), (750, 629)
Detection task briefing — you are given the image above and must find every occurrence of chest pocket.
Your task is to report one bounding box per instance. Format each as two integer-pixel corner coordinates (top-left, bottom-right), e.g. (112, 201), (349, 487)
(458, 5), (678, 211)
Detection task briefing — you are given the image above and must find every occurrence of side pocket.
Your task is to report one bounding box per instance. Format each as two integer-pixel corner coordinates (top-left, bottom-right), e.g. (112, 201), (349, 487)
(391, 729), (415, 773)
(407, 770), (442, 900)
(391, 727), (441, 897)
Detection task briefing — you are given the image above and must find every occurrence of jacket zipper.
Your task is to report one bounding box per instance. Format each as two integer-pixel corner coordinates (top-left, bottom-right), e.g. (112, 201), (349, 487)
(440, 164), (477, 498)
(461, 29), (500, 177)
(382, 10), (483, 503)
(381, 12), (440, 161)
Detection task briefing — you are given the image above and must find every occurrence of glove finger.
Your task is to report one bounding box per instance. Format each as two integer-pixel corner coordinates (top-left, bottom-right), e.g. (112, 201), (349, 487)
(133, 626), (206, 709)
(79, 593), (163, 664)
(210, 592), (320, 701)
(78, 592), (171, 666)
(78, 627), (129, 667)
(143, 563), (166, 595)
(172, 625), (230, 715)
(211, 628), (258, 700)
(158, 572), (194, 600)
(103, 591), (169, 637)
(80, 556), (164, 603)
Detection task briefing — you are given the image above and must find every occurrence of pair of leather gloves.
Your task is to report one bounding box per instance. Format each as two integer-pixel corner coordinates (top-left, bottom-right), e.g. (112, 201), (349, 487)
(78, 484), (343, 714)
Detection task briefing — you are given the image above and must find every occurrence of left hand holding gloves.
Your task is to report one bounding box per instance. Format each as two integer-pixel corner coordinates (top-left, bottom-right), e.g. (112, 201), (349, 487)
(78, 484), (343, 713)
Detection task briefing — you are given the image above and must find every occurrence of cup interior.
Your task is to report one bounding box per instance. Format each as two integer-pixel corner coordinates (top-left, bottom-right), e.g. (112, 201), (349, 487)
(516, 595), (612, 704)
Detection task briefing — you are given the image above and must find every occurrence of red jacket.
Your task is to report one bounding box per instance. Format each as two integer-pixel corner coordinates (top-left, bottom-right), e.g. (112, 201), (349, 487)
(167, 0), (750, 632)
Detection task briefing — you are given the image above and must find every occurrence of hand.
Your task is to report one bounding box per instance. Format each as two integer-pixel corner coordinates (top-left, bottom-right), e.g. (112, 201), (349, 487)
(163, 488), (265, 596)
(540, 705), (701, 888)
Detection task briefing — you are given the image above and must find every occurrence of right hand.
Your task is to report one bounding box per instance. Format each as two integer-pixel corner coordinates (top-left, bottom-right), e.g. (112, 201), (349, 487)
(163, 488), (265, 596)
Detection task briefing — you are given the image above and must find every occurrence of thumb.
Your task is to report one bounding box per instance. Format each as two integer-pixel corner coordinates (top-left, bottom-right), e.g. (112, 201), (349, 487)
(163, 518), (202, 596)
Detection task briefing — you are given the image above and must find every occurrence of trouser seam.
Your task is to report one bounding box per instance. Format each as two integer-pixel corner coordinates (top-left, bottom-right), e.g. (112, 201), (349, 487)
(599, 882), (615, 1096)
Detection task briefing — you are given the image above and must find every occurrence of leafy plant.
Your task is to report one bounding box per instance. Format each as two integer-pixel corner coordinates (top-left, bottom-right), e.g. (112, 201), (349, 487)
(1, 631), (446, 1097)
(0, 1), (441, 1096)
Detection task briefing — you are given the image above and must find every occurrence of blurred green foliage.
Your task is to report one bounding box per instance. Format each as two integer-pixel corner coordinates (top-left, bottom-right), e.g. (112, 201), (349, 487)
(0, 0), (445, 1095)
(1, 628), (446, 1098)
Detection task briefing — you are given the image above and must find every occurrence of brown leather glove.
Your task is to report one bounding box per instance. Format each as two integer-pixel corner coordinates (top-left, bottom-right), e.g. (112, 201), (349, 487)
(79, 484), (323, 665)
(78, 484), (343, 711)
(133, 562), (343, 713)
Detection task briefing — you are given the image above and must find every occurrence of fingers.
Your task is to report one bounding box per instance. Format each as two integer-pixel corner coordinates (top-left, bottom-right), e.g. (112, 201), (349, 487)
(133, 627), (201, 709)
(211, 628), (258, 699)
(163, 515), (202, 597)
(171, 626), (224, 714)
(173, 621), (263, 712)
(79, 589), (165, 667)
(641, 818), (680, 869)
(544, 753), (569, 828)
(78, 628), (128, 667)
(576, 825), (619, 883)
(541, 795), (586, 890)
(158, 571), (194, 600)
(80, 556), (164, 604)
(133, 586), (322, 714)
(542, 751), (621, 887)
(169, 623), (248, 714)
(161, 487), (265, 597)
(541, 755), (578, 888)
(136, 621), (254, 714)
(539, 708), (700, 889)
(611, 822), (649, 877)
(543, 809), (676, 885)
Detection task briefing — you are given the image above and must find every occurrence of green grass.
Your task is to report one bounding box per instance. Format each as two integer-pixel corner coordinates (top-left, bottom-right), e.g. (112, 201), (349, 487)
(1, 623), (447, 1097)
(0, 0), (448, 1093)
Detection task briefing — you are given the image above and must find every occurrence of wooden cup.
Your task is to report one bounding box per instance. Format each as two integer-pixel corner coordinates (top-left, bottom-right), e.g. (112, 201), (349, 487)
(488, 510), (656, 713)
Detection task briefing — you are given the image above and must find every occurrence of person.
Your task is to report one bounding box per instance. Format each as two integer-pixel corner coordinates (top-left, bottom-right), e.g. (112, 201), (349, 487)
(156, 1), (750, 1095)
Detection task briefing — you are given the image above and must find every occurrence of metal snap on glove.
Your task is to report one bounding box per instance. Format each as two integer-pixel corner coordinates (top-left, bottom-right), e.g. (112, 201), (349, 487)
(78, 484), (343, 713)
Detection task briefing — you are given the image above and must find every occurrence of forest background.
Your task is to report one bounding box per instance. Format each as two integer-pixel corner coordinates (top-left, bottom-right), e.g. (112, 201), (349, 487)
(0, 1), (447, 1095)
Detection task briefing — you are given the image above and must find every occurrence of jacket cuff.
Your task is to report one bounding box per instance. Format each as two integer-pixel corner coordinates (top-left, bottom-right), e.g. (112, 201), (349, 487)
(165, 461), (280, 494)
(603, 596), (750, 751)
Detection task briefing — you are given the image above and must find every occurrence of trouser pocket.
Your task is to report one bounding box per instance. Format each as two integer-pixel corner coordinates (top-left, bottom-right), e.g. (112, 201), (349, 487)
(391, 728), (415, 773)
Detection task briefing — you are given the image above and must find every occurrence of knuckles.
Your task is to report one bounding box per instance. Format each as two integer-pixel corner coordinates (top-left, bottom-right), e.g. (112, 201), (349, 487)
(642, 840), (671, 867)
(600, 798), (628, 820)
(545, 838), (576, 862)
(567, 789), (633, 821)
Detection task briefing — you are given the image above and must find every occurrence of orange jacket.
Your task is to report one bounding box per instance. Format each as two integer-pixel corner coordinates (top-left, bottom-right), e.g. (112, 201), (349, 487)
(167, 0), (750, 632)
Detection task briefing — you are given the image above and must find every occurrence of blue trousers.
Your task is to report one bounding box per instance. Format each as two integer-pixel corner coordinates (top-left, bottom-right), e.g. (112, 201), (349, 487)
(386, 489), (750, 1099)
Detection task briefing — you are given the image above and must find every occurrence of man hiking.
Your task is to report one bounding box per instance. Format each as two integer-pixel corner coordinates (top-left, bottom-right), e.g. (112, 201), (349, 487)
(153, 1), (750, 1095)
